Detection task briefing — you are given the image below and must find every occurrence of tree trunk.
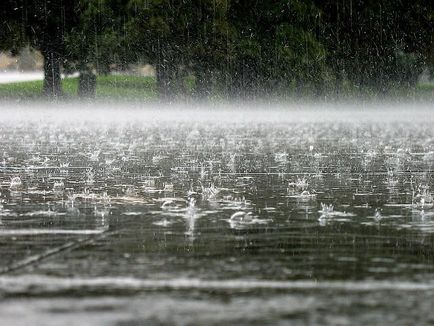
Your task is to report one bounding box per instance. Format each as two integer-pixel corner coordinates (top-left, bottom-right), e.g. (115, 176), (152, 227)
(78, 71), (97, 98)
(42, 47), (63, 98)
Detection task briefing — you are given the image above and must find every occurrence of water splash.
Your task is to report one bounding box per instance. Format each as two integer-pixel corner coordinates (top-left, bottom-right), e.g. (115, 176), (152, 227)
(9, 176), (22, 191)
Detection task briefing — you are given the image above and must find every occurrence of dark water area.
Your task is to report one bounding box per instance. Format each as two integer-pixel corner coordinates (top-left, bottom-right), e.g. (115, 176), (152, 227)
(1, 105), (434, 325)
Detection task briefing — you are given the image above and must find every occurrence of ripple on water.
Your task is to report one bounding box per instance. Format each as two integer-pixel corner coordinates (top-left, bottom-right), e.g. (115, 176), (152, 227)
(1, 110), (434, 323)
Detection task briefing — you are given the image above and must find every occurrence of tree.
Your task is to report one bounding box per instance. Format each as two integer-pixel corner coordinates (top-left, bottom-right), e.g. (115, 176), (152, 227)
(126, 0), (187, 99)
(126, 0), (232, 100)
(187, 0), (232, 99)
(227, 0), (328, 98)
(2, 0), (431, 99)
(0, 0), (79, 98)
(0, 1), (26, 55)
(64, 0), (126, 98)
(314, 0), (434, 94)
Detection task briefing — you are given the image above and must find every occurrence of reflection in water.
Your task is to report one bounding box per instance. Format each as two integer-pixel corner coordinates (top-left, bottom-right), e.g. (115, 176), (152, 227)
(185, 197), (197, 240)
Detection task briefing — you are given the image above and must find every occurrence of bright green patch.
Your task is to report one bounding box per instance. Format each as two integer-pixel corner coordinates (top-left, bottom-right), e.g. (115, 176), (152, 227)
(96, 75), (157, 99)
(0, 74), (432, 101)
(417, 83), (434, 93)
(0, 79), (44, 99)
(0, 75), (157, 100)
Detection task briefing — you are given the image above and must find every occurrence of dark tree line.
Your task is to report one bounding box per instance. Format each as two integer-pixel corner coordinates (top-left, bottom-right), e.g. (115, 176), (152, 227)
(0, 0), (78, 96)
(314, 0), (433, 94)
(0, 0), (432, 99)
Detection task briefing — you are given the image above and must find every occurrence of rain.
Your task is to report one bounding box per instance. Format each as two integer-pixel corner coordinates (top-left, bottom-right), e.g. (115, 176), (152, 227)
(0, 1), (433, 325)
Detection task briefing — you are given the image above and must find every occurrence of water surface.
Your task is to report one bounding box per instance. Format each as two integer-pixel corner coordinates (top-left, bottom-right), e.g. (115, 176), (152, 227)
(1, 104), (434, 325)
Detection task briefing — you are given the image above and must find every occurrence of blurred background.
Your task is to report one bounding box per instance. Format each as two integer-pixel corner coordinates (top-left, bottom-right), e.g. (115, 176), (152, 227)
(0, 0), (432, 101)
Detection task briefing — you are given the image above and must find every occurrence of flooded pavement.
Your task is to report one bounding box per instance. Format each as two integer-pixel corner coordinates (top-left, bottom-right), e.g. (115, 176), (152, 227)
(1, 105), (434, 325)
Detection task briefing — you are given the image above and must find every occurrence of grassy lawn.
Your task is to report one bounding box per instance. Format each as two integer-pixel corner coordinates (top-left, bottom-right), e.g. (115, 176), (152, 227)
(0, 74), (158, 100)
(0, 74), (432, 101)
(416, 83), (434, 98)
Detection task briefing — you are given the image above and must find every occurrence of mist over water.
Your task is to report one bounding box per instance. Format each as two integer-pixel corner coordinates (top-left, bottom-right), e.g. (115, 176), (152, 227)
(1, 102), (434, 325)
(1, 101), (434, 123)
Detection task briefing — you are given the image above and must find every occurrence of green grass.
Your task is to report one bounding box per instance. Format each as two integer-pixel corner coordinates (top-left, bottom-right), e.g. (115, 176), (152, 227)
(416, 83), (434, 96)
(0, 74), (432, 101)
(0, 79), (46, 99)
(96, 75), (157, 99)
(0, 74), (158, 100)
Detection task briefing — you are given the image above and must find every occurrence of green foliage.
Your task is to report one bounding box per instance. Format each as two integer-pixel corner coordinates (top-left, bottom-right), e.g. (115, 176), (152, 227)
(64, 0), (128, 74)
(0, 0), (432, 99)
(226, 0), (330, 97)
(314, 0), (433, 93)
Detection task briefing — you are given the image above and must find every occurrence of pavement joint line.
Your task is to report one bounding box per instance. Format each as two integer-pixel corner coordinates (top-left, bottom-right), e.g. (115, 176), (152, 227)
(0, 230), (114, 276)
